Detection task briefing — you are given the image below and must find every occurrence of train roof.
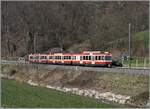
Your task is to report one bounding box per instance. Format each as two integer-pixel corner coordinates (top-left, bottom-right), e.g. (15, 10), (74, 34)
(29, 51), (112, 56)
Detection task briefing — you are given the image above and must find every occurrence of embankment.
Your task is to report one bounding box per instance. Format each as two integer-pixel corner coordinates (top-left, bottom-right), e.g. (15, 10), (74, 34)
(1, 64), (149, 107)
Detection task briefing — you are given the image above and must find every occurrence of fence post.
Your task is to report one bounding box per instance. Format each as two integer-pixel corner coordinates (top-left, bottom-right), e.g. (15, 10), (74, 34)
(122, 59), (123, 67)
(127, 60), (129, 68)
(136, 58), (138, 68)
(144, 57), (146, 69)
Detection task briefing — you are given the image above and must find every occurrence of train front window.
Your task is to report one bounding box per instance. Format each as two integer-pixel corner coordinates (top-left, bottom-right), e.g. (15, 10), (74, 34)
(105, 56), (112, 60)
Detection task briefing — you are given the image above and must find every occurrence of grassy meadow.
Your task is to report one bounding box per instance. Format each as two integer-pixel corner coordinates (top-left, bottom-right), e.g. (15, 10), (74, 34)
(1, 79), (122, 108)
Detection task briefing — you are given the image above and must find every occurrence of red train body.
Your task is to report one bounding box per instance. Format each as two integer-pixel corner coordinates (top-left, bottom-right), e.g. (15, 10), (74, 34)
(28, 51), (112, 67)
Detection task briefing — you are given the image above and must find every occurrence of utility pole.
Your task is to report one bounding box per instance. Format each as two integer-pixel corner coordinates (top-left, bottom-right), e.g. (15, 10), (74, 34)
(129, 23), (131, 68)
(34, 34), (36, 53)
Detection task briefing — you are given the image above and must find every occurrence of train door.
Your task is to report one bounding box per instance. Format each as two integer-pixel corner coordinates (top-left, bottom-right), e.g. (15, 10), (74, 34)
(80, 55), (83, 65)
(91, 55), (95, 65)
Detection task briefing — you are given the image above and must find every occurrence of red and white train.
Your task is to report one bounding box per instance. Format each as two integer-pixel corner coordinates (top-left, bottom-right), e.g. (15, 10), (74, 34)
(28, 51), (112, 67)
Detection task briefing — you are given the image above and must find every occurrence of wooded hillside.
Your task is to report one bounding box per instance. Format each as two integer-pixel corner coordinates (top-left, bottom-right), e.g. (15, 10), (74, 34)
(1, 1), (149, 59)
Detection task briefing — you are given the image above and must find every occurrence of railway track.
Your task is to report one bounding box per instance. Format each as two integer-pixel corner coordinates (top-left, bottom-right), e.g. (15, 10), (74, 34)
(1, 60), (149, 75)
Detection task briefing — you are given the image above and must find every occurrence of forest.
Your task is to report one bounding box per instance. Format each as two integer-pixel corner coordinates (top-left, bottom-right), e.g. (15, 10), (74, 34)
(1, 1), (149, 59)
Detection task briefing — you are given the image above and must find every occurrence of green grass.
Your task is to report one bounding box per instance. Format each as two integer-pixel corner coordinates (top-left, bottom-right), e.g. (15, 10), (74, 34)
(134, 30), (149, 46)
(122, 57), (149, 68)
(133, 30), (149, 53)
(2, 79), (121, 108)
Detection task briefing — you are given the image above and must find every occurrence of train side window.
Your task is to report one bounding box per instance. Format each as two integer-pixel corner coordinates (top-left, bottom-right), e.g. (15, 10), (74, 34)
(32, 56), (35, 60)
(96, 56), (99, 60)
(43, 56), (45, 59)
(64, 56), (67, 60)
(85, 56), (88, 60)
(83, 56), (86, 60)
(35, 56), (39, 59)
(30, 56), (33, 59)
(40, 56), (42, 59)
(97, 56), (99, 60)
(92, 56), (94, 60)
(89, 56), (91, 60)
(98, 56), (100, 60)
(102, 56), (105, 60)
(95, 56), (101, 60)
(72, 56), (76, 60)
(80, 56), (83, 60)
(49, 56), (52, 59)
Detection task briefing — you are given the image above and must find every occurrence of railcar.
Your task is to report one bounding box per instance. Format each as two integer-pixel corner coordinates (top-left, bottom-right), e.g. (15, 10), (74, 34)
(53, 53), (63, 64)
(72, 53), (82, 65)
(29, 54), (48, 64)
(47, 54), (54, 64)
(28, 51), (112, 67)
